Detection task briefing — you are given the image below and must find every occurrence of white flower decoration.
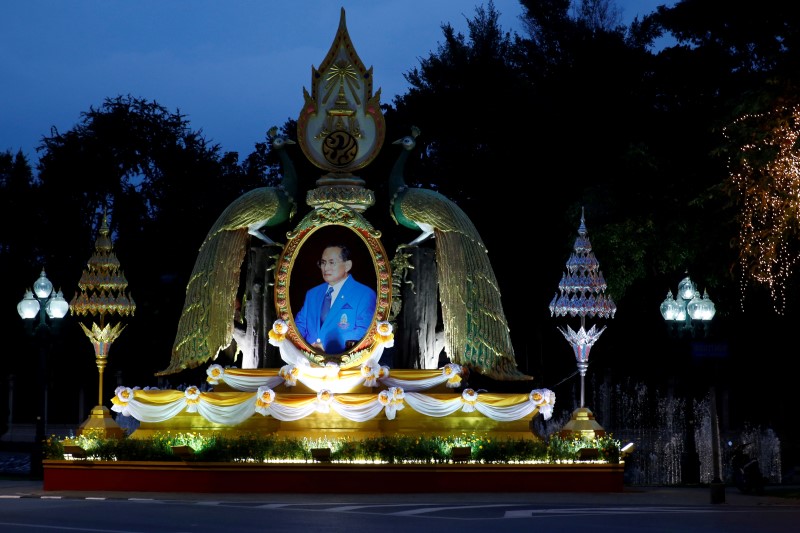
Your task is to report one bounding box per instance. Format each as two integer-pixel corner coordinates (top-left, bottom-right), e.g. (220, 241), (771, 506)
(111, 386), (135, 416)
(443, 364), (463, 388)
(255, 386), (275, 415)
(361, 363), (381, 387)
(184, 386), (201, 400)
(388, 386), (405, 403)
(461, 388), (478, 412)
(373, 321), (394, 346)
(530, 388), (556, 420)
(279, 364), (299, 386)
(269, 319), (289, 345)
(273, 319), (289, 335)
(316, 389), (334, 413)
(184, 385), (201, 412)
(376, 321), (393, 337)
(378, 389), (391, 406)
(378, 386), (405, 420)
(206, 364), (224, 385)
(116, 386), (134, 402)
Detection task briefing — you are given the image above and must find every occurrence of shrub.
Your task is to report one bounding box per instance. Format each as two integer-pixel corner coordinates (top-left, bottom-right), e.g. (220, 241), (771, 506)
(45, 432), (620, 464)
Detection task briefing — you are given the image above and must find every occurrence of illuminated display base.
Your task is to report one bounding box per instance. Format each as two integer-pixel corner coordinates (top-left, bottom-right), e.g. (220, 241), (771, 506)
(43, 460), (626, 493)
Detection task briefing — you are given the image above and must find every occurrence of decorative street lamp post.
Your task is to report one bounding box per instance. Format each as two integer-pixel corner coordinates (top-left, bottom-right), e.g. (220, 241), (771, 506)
(70, 214), (135, 438)
(16, 268), (69, 478)
(659, 274), (716, 337)
(549, 210), (616, 439)
(659, 273), (722, 502)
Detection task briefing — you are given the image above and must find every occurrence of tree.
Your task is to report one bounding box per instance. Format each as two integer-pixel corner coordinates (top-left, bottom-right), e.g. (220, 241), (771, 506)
(0, 150), (38, 433)
(33, 95), (271, 390)
(386, 2), (544, 375)
(0, 150), (37, 267)
(653, 0), (800, 314)
(388, 1), (691, 381)
(723, 104), (800, 315)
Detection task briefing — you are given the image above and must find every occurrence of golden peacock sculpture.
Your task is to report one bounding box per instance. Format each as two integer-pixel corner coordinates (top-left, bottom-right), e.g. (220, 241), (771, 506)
(388, 127), (531, 381)
(156, 128), (297, 376)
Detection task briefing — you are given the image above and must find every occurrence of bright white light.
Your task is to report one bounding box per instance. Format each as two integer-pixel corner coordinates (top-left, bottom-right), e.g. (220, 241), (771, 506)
(677, 276), (696, 301)
(17, 289), (40, 319)
(33, 269), (53, 299)
(47, 290), (70, 319)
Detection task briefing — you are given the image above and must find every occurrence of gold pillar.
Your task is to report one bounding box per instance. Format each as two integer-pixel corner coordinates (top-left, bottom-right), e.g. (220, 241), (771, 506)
(70, 214), (135, 438)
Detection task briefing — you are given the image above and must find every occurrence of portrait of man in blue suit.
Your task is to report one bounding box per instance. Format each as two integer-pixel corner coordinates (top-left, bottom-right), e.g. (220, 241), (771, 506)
(293, 244), (377, 353)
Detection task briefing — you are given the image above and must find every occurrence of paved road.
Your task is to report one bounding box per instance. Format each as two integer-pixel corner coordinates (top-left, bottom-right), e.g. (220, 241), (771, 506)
(0, 475), (797, 505)
(1, 478), (799, 533)
(2, 447), (799, 505)
(3, 448), (800, 532)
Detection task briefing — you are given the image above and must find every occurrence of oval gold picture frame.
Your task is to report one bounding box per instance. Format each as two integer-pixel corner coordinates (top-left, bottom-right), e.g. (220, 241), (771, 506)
(274, 204), (391, 368)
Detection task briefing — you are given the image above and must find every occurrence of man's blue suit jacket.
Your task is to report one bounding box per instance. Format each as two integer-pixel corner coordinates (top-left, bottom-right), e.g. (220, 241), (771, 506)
(293, 275), (377, 353)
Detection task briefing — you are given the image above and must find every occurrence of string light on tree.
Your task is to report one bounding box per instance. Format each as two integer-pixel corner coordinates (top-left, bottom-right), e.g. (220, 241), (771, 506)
(724, 104), (800, 315)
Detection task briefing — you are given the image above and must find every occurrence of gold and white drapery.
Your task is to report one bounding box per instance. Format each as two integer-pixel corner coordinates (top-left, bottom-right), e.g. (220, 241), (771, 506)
(111, 386), (556, 425)
(118, 320), (555, 427)
(205, 362), (467, 394)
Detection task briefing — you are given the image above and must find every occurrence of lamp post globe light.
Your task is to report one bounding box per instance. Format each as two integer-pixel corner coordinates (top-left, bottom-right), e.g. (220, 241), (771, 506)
(16, 268), (69, 479)
(659, 274), (716, 337)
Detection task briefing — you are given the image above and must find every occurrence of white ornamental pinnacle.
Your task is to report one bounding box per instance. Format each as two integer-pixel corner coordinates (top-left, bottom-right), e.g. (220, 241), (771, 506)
(549, 209), (617, 319)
